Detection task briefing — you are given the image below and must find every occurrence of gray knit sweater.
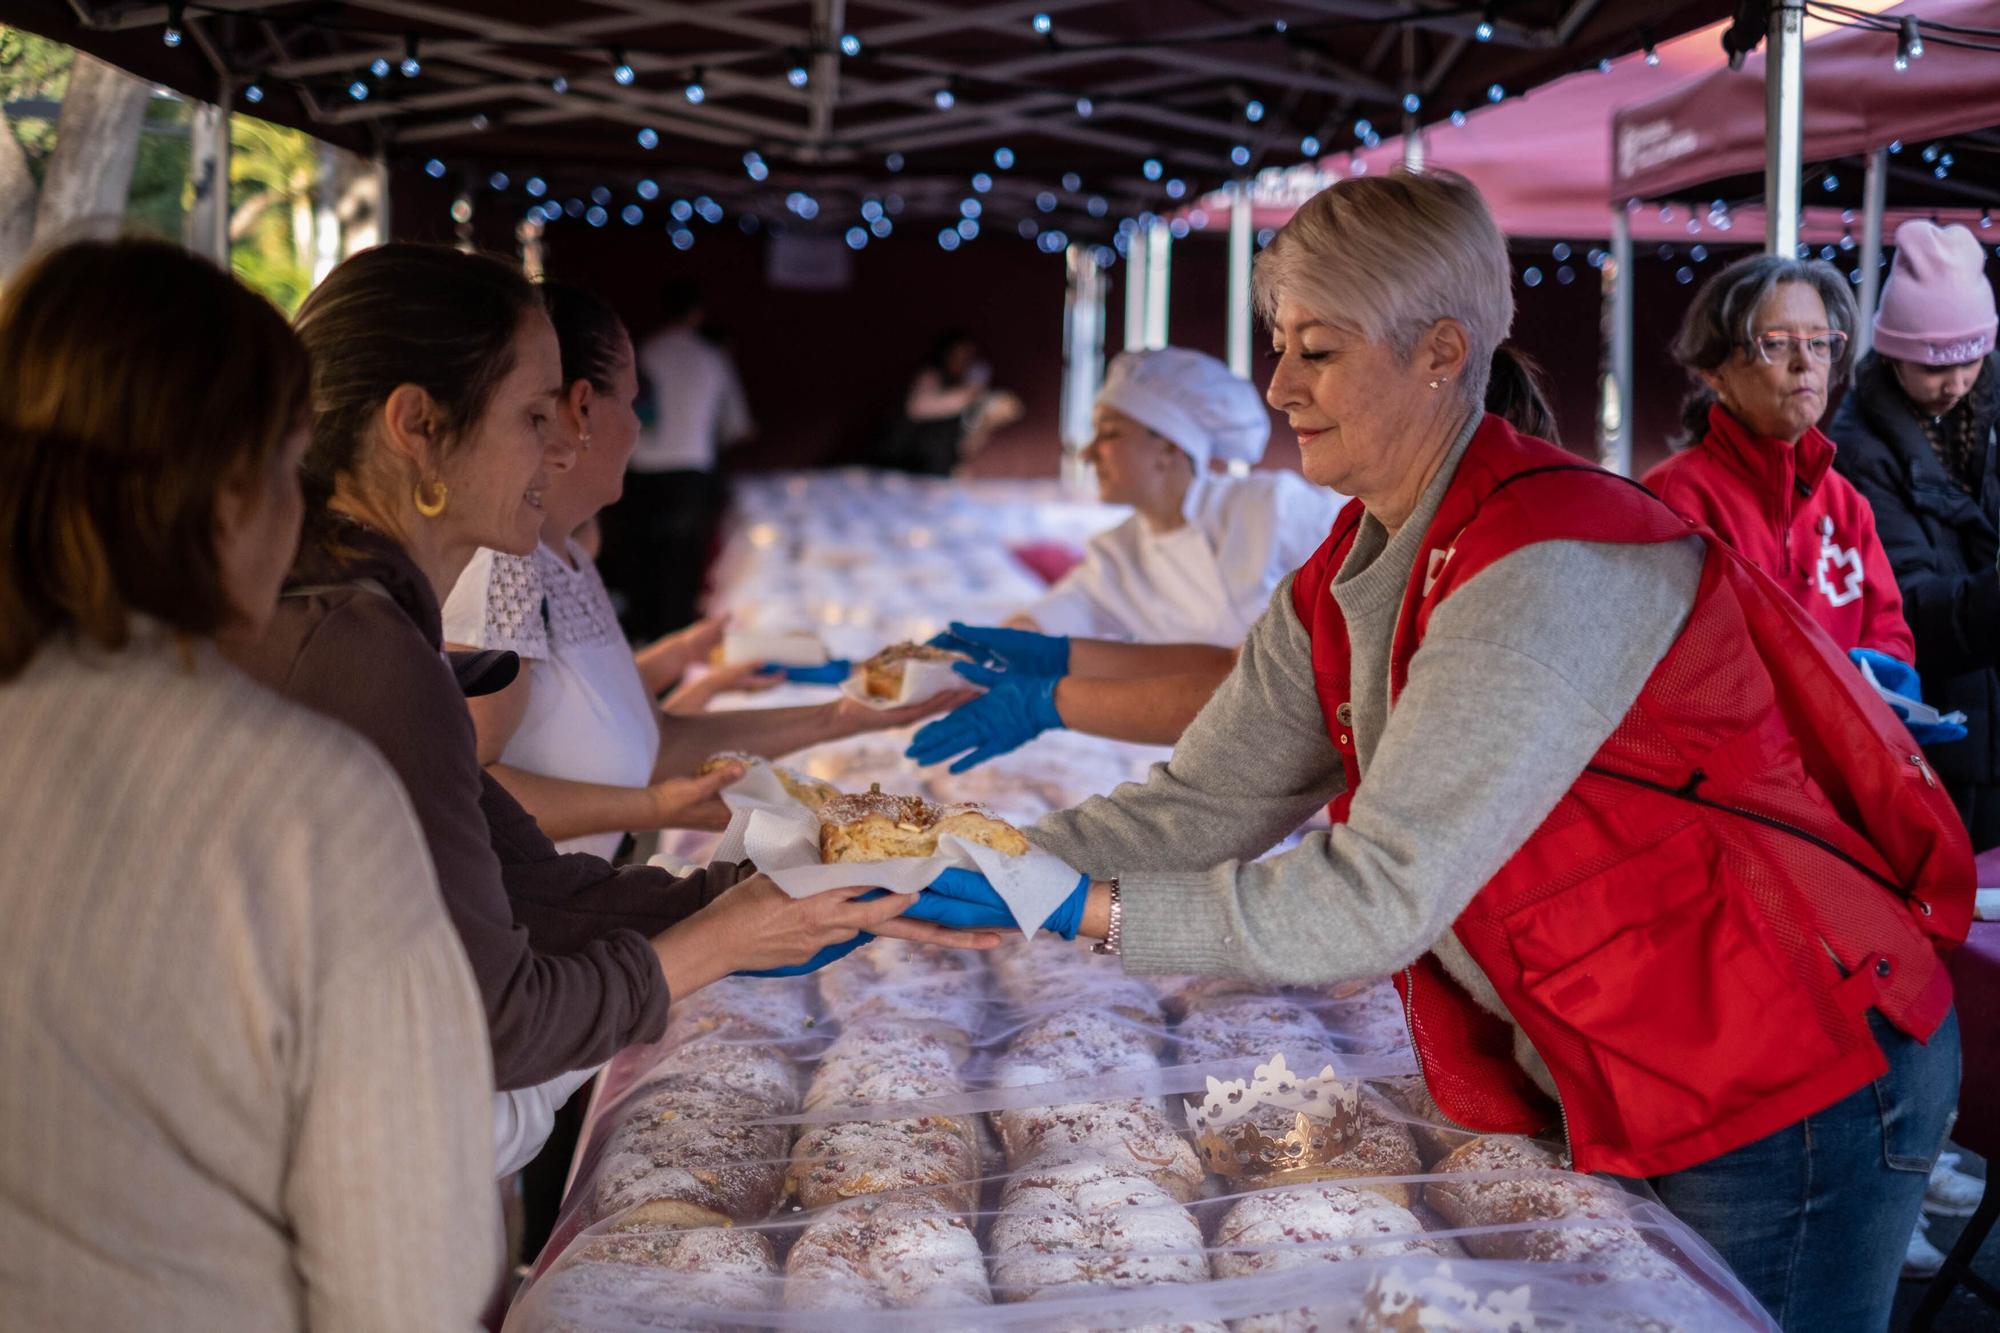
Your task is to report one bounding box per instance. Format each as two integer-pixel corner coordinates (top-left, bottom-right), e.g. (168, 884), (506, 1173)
(1031, 420), (1704, 1087)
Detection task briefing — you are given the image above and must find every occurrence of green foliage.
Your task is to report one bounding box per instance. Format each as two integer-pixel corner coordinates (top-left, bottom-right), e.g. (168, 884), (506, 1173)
(0, 25), (319, 310)
(0, 26), (73, 175)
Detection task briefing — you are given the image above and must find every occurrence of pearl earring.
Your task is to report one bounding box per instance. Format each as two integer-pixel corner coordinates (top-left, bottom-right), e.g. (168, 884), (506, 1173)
(1428, 376), (1449, 390)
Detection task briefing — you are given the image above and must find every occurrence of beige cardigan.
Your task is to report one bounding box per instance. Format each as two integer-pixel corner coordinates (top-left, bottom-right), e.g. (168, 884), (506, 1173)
(0, 632), (498, 1330)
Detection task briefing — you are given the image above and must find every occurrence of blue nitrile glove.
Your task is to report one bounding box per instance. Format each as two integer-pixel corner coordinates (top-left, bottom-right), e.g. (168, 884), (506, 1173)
(737, 888), (886, 976)
(901, 866), (1092, 939)
(904, 661), (1064, 772)
(1850, 648), (1969, 744)
(927, 622), (1071, 677)
(775, 659), (852, 684)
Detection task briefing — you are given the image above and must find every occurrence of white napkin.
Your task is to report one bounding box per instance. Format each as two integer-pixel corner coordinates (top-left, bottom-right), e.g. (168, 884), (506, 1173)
(719, 628), (828, 667)
(1857, 658), (1967, 729)
(713, 771), (1079, 938)
(836, 653), (979, 710)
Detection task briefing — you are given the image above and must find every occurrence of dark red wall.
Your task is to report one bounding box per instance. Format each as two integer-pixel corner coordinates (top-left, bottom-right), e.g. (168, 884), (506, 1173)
(392, 169), (1731, 483)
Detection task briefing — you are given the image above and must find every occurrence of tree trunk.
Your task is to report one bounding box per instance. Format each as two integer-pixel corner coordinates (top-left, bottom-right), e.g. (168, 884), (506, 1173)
(32, 53), (150, 245)
(0, 104), (39, 276)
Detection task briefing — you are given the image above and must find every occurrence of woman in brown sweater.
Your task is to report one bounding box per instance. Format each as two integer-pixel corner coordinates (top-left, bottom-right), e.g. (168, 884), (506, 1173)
(227, 245), (992, 1106)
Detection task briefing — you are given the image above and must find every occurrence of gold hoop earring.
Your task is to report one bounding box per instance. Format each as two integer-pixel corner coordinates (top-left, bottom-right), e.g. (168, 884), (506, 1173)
(414, 476), (449, 518)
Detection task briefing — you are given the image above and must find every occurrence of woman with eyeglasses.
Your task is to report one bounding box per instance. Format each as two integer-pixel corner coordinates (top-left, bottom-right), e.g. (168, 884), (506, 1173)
(1644, 256), (1961, 745)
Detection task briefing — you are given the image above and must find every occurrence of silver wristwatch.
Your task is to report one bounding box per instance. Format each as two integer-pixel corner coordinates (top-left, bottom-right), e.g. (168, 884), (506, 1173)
(1090, 877), (1123, 955)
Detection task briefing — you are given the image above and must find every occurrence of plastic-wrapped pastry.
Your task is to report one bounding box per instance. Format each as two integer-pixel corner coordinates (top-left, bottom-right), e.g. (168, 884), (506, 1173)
(1174, 993), (1343, 1074)
(589, 1081), (793, 1228)
(815, 940), (989, 1049)
(1216, 1182), (1453, 1332)
(991, 1160), (1211, 1304)
(987, 934), (1165, 1030)
(991, 1012), (1200, 1202)
(783, 1195), (990, 1315)
(1426, 1135), (1688, 1285)
(533, 1226), (777, 1332)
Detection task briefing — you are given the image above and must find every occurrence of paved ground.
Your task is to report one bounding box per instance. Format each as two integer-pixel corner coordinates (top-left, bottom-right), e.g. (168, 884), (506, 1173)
(1892, 1149), (1995, 1331)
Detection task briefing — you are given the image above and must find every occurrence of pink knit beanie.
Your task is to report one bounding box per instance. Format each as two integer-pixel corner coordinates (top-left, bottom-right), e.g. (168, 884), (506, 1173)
(1874, 220), (1998, 365)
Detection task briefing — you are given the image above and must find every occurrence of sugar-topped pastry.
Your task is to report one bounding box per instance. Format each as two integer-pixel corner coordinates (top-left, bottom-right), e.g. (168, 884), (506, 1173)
(860, 641), (968, 700)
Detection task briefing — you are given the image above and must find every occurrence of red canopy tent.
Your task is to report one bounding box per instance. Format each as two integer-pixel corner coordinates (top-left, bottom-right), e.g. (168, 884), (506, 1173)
(1612, 0), (2000, 204)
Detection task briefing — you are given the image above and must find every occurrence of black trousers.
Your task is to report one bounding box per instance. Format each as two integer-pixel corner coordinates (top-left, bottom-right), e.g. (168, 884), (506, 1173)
(603, 468), (725, 642)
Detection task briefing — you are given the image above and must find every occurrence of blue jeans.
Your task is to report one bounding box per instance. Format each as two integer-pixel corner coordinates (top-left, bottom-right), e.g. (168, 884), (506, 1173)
(1645, 1008), (1960, 1333)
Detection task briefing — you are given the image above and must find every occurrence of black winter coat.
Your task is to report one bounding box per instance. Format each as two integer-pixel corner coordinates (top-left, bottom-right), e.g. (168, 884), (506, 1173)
(1830, 352), (2000, 850)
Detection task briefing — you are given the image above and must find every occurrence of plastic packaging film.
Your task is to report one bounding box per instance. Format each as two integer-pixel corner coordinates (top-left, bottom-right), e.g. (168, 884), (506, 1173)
(507, 939), (1777, 1332)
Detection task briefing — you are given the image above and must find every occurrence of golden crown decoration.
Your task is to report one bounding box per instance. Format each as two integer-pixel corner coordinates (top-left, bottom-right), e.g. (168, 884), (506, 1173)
(1183, 1053), (1362, 1183)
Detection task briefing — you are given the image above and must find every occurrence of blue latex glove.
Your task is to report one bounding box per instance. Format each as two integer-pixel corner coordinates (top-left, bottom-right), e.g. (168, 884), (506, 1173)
(901, 866), (1091, 939)
(737, 933), (871, 977)
(775, 659), (852, 684)
(904, 661), (1064, 772)
(1849, 648), (1969, 744)
(927, 622), (1071, 677)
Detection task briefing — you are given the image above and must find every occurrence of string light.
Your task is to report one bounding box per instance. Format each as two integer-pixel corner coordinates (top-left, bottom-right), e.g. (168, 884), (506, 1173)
(938, 228), (962, 251)
(1165, 178), (1186, 198)
(243, 80), (264, 104)
(370, 57), (391, 79)
(1019, 218), (1040, 239)
(469, 113), (489, 130)
(401, 35), (421, 77)
(586, 206), (608, 227)
(636, 127), (659, 148)
(1598, 57), (1614, 74)
(1087, 196), (1108, 217)
(685, 71), (705, 103)
(424, 158), (446, 178)
(1354, 118), (1373, 138)
(636, 179), (658, 200)
(994, 146), (1015, 168)
(1402, 92), (1421, 113)
(488, 172), (509, 190)
(348, 79), (369, 101)
(672, 228), (694, 251)
(846, 226), (869, 250)
(1230, 144), (1251, 166)
(550, 75), (569, 94)
(1245, 99), (1265, 123)
(1475, 5), (1495, 41)
(611, 49), (635, 85)
(885, 151), (905, 171)
(959, 218), (980, 239)
(1141, 158), (1163, 180)
(971, 172), (992, 193)
(840, 33), (862, 57)
(591, 186), (612, 205)
(1075, 96), (1094, 117)
(934, 85), (955, 109)
(788, 65), (809, 88)
(526, 176), (548, 197)
(960, 198), (982, 218)
(1061, 172), (1082, 191)
(1903, 16), (1924, 60)
(871, 217), (892, 237)
(1300, 135), (1321, 155)
(1486, 83), (1505, 102)
(1450, 109), (1467, 126)
(1032, 13), (1052, 35)
(1644, 42), (1659, 66)
(1036, 190), (1058, 211)
(163, 1), (183, 47)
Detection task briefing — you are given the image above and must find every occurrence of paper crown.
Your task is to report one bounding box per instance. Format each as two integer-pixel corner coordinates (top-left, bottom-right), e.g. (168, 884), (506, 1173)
(1183, 1053), (1362, 1182)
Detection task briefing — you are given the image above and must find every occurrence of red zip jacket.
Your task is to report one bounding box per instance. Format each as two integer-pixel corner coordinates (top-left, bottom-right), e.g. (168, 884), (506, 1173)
(1295, 416), (1968, 1177)
(1644, 404), (1914, 660)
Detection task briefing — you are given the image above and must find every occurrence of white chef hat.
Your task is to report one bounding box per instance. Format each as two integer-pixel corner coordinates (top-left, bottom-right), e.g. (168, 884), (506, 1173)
(1095, 347), (1271, 468)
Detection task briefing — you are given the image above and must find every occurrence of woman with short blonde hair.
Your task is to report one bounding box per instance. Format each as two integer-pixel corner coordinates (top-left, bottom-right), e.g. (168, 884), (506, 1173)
(909, 170), (1966, 1331)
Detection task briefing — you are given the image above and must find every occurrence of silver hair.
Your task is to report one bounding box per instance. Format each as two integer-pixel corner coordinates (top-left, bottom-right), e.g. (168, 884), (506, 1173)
(1252, 168), (1514, 410)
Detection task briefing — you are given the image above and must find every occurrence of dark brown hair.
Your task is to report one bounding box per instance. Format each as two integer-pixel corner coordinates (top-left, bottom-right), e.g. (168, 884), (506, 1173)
(1485, 344), (1560, 444)
(292, 243), (539, 532)
(0, 239), (310, 678)
(542, 282), (628, 394)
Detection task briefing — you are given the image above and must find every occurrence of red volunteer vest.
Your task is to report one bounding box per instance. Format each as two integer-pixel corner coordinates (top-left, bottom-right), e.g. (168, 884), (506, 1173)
(1293, 415), (1971, 1178)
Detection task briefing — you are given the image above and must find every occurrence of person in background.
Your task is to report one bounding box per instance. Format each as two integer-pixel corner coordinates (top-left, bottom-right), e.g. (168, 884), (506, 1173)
(907, 345), (1552, 771)
(877, 328), (1024, 474)
(445, 283), (970, 860)
(229, 245), (994, 1178)
(1643, 258), (1943, 727)
(608, 279), (752, 640)
(902, 170), (1968, 1333)
(0, 240), (497, 1328)
(1829, 219), (1999, 1275)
